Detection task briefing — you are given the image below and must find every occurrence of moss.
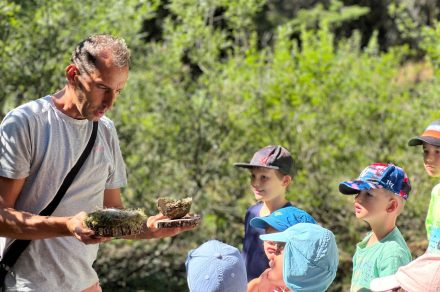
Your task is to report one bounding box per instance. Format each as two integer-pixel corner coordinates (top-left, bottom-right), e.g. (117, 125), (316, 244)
(85, 208), (147, 237)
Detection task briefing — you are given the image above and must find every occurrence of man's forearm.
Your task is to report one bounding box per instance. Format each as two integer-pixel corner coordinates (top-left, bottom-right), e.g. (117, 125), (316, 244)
(0, 208), (71, 240)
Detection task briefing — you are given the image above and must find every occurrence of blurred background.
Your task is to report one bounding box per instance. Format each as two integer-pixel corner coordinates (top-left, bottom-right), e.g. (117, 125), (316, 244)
(1, 0), (440, 290)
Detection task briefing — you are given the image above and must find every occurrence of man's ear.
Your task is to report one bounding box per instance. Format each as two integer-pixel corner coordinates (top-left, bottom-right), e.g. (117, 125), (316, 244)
(386, 198), (399, 213)
(66, 64), (79, 83)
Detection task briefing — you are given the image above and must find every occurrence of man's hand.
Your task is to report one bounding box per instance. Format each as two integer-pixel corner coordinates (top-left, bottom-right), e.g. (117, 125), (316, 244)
(142, 213), (198, 239)
(66, 212), (110, 244)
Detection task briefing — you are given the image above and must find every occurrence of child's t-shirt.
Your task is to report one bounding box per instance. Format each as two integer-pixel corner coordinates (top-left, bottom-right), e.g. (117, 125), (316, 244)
(242, 201), (292, 281)
(350, 227), (412, 291)
(426, 183), (440, 253)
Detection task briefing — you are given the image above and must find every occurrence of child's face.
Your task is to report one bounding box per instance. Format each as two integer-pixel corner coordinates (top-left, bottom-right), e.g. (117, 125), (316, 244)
(266, 241), (286, 286)
(249, 168), (290, 201)
(354, 189), (395, 224)
(263, 227), (278, 259)
(423, 143), (440, 177)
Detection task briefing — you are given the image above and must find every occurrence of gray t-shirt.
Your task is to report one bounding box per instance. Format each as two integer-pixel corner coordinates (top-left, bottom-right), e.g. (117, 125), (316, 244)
(0, 95), (127, 291)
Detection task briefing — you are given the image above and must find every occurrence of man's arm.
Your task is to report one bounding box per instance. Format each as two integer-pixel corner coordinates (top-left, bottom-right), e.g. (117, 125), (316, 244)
(0, 176), (103, 243)
(103, 188), (197, 240)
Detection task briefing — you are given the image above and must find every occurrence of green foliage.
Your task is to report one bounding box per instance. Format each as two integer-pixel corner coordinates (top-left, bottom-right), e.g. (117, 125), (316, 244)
(2, 0), (440, 291)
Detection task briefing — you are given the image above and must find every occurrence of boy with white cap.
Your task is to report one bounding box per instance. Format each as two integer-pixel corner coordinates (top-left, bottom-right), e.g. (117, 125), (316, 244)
(339, 163), (412, 291)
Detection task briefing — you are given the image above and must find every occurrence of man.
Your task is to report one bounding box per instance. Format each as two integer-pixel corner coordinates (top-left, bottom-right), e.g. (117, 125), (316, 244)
(0, 34), (194, 291)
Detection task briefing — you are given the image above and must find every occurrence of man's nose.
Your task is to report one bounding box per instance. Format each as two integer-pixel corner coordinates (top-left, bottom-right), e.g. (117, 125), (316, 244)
(103, 91), (117, 108)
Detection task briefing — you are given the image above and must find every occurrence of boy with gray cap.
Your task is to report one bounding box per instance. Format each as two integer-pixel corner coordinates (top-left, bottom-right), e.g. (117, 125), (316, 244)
(234, 145), (295, 281)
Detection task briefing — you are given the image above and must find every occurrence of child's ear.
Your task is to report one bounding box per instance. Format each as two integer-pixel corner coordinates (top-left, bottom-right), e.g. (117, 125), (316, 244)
(282, 175), (292, 186)
(386, 198), (399, 213)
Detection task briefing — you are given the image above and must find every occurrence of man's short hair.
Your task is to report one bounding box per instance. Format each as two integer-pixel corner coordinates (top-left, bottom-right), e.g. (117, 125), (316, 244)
(71, 34), (130, 74)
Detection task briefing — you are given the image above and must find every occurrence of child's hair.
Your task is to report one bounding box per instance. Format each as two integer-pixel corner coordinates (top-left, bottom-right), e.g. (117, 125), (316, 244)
(380, 188), (406, 216)
(185, 240), (247, 292)
(234, 145), (294, 176)
(260, 223), (339, 292)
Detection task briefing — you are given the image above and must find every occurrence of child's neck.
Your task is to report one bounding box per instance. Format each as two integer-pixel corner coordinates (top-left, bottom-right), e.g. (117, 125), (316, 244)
(367, 218), (397, 246)
(260, 196), (288, 216)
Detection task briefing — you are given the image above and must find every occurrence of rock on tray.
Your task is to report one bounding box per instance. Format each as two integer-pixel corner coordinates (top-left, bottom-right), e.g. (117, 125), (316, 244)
(156, 197), (192, 219)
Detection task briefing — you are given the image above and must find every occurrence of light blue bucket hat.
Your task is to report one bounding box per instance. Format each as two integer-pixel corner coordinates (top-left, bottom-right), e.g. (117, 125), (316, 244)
(260, 223), (339, 292)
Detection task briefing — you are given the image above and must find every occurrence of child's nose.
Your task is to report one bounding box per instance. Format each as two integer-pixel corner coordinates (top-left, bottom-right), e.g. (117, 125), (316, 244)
(426, 154), (434, 163)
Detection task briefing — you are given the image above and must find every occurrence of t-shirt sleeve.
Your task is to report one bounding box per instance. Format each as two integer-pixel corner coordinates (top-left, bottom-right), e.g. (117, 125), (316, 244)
(105, 124), (127, 189)
(377, 254), (409, 277)
(426, 184), (440, 240)
(0, 112), (31, 179)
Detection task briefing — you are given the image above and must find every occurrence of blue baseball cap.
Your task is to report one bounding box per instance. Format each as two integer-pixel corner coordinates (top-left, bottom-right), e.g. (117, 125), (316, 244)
(339, 163), (411, 200)
(185, 240), (247, 292)
(250, 206), (317, 231)
(260, 223), (339, 292)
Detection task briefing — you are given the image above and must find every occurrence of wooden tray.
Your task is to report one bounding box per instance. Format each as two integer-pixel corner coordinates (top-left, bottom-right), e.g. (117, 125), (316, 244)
(154, 214), (201, 228)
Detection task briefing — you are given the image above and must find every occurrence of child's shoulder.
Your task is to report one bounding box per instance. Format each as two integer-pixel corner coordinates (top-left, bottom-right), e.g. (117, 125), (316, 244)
(246, 202), (263, 214)
(431, 182), (440, 194)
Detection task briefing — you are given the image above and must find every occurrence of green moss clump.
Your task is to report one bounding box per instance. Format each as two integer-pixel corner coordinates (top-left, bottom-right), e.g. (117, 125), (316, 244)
(85, 208), (147, 237)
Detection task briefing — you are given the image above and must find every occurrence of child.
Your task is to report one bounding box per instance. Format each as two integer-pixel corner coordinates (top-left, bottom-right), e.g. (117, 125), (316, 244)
(369, 119), (440, 291)
(234, 145), (294, 281)
(247, 206), (317, 291)
(339, 163), (412, 291)
(185, 240), (247, 292)
(250, 223), (339, 292)
(249, 205), (316, 262)
(407, 119), (440, 252)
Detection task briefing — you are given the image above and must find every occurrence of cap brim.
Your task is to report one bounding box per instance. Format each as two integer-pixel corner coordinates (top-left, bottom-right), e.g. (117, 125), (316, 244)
(339, 180), (377, 195)
(260, 231), (289, 242)
(250, 217), (270, 229)
(408, 136), (440, 147)
(234, 163), (280, 170)
(370, 275), (401, 291)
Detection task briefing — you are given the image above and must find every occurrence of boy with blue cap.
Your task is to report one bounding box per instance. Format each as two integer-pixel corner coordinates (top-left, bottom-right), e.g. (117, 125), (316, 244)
(249, 223), (339, 292)
(370, 120), (440, 291)
(339, 163), (412, 291)
(249, 206), (316, 263)
(234, 145), (295, 281)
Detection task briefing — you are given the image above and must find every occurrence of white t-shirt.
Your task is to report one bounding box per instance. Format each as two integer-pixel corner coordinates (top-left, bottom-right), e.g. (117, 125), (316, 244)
(0, 95), (127, 291)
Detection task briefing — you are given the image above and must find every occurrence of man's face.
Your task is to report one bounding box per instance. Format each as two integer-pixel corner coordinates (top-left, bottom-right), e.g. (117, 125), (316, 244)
(354, 188), (393, 224)
(72, 61), (129, 121)
(423, 142), (440, 177)
(249, 168), (289, 201)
